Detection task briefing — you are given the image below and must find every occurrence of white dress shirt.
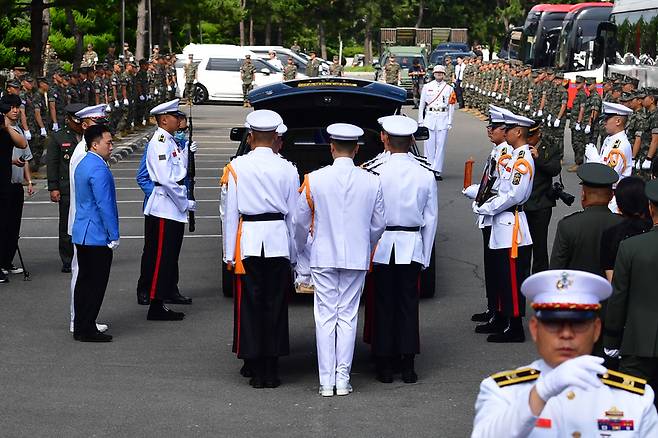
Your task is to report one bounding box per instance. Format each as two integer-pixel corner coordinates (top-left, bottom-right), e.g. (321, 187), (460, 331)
(294, 157), (386, 270)
(372, 153), (438, 268)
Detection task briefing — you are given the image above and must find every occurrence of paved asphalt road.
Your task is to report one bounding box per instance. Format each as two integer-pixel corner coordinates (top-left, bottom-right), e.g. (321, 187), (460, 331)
(1, 102), (585, 437)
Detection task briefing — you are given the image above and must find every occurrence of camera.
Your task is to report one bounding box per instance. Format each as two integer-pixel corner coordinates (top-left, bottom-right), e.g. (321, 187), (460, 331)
(548, 180), (575, 206)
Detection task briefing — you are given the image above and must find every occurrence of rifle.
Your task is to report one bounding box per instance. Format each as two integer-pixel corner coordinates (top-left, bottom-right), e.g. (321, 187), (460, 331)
(187, 100), (196, 232)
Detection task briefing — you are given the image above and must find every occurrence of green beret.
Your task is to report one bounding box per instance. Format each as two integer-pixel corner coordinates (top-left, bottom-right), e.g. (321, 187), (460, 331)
(577, 163), (619, 188)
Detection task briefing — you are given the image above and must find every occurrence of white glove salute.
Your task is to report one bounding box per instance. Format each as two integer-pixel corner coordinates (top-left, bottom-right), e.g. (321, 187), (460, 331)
(107, 240), (120, 250)
(462, 184), (479, 200)
(123, 98), (129, 105)
(553, 118), (561, 128)
(642, 159), (653, 170)
(187, 200), (197, 211)
(188, 141), (198, 153)
(584, 125), (591, 134)
(535, 355), (606, 402)
(584, 143), (600, 163)
(25, 130), (32, 141)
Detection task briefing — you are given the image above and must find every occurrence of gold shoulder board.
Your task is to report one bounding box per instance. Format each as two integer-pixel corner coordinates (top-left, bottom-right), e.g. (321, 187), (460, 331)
(491, 368), (540, 387)
(600, 370), (646, 395)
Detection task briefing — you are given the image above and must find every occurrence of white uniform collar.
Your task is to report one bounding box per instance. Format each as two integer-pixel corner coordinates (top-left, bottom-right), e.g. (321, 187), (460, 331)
(608, 130), (626, 142)
(389, 152), (412, 161)
(251, 146), (275, 155)
(157, 126), (174, 141)
(333, 156), (354, 166)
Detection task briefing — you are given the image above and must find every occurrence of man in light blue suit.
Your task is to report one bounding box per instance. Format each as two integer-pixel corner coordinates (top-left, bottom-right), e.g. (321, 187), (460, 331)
(72, 124), (119, 342)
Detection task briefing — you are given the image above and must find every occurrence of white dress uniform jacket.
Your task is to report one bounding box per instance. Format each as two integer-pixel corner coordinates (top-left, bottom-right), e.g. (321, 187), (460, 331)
(476, 141), (511, 229)
(294, 157), (386, 270)
(472, 359), (658, 437)
(476, 144), (534, 250)
(68, 139), (87, 236)
(585, 130), (633, 180)
(372, 153), (438, 268)
(223, 147), (299, 263)
(418, 79), (455, 130)
(143, 127), (189, 223)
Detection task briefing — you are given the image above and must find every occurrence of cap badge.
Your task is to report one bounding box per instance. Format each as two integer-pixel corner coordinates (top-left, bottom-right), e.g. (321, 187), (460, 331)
(556, 272), (573, 291)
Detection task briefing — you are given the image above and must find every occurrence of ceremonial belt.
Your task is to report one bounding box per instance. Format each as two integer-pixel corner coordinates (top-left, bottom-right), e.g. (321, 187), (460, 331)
(505, 205), (525, 213)
(385, 225), (421, 232)
(428, 107), (448, 112)
(242, 212), (284, 222)
(154, 180), (185, 186)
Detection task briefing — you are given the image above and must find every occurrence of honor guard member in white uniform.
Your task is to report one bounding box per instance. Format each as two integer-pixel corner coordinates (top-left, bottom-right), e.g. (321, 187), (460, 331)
(472, 269), (658, 437)
(464, 105), (512, 332)
(141, 99), (195, 322)
(418, 64), (456, 180)
(294, 123), (386, 397)
(222, 110), (299, 389)
(585, 102), (634, 213)
(68, 103), (110, 334)
(371, 116), (438, 384)
(473, 111), (535, 343)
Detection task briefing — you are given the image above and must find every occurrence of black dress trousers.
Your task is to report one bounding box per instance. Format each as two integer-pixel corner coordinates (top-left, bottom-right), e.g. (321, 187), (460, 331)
(73, 244), (113, 335)
(490, 245), (531, 318)
(140, 215), (184, 301)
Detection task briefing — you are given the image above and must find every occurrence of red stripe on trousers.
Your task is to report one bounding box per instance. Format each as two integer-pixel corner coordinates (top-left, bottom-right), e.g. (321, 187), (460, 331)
(236, 275), (242, 356)
(149, 218), (165, 300)
(509, 250), (520, 317)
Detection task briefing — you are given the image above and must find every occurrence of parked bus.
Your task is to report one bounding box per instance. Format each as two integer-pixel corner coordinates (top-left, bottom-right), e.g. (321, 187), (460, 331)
(518, 4), (576, 68)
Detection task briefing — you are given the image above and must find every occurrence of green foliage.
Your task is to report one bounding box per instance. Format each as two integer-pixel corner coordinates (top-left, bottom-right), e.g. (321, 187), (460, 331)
(341, 45), (364, 58)
(0, 43), (17, 67)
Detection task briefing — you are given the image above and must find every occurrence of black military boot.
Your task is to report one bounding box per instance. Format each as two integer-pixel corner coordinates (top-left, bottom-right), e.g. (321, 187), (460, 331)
(471, 308), (494, 322)
(401, 354), (418, 384)
(475, 312), (506, 334)
(264, 357), (281, 388)
(376, 356), (394, 383)
(240, 359), (253, 378)
(487, 317), (525, 343)
(249, 358), (265, 389)
(147, 300), (185, 321)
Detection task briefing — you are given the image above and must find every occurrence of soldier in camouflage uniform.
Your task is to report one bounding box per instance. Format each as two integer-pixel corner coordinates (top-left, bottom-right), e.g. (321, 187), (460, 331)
(544, 73), (568, 157)
(49, 71), (67, 131)
(66, 73), (81, 104)
(584, 78), (602, 145)
(305, 51), (321, 77)
(19, 76), (45, 171)
(166, 55), (177, 100)
(632, 89), (653, 179)
(329, 56), (344, 77)
(622, 91), (645, 174)
(135, 59), (149, 125)
(283, 56), (297, 81)
(567, 76), (588, 171)
(93, 64), (107, 105)
(642, 90), (658, 176)
(443, 56), (454, 83)
(77, 68), (93, 105)
(122, 62), (137, 130)
(240, 55), (257, 107)
(384, 55), (401, 86)
(155, 56), (167, 104)
(110, 61), (123, 133)
(183, 54), (197, 103)
(81, 43), (98, 68)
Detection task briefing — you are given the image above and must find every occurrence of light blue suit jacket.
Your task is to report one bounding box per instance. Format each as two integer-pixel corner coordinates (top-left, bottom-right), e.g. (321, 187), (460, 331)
(72, 152), (120, 246)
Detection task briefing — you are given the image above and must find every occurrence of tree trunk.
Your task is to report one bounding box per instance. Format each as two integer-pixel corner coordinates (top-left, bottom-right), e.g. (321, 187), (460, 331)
(364, 20), (373, 64)
(136, 0), (147, 60)
(249, 15), (254, 45)
(239, 0), (246, 45)
(415, 0), (424, 28)
(277, 24), (283, 46)
(30, 0), (45, 76)
(65, 9), (84, 71)
(42, 6), (50, 48)
(163, 16), (172, 53)
(265, 17), (271, 46)
(318, 22), (327, 59)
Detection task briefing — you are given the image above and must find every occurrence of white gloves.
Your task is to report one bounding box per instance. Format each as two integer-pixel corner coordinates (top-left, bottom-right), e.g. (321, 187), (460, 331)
(447, 124), (452, 131)
(123, 98), (129, 105)
(25, 130), (32, 141)
(584, 125), (591, 134)
(462, 184), (479, 200)
(535, 355), (606, 402)
(188, 200), (197, 211)
(553, 119), (561, 128)
(53, 122), (59, 131)
(105, 104), (112, 112)
(107, 240), (120, 250)
(537, 109), (543, 117)
(505, 97), (510, 103)
(642, 159), (653, 170)
(604, 348), (620, 359)
(524, 104), (530, 111)
(139, 95), (145, 101)
(547, 114), (552, 123)
(575, 123), (581, 131)
(188, 141), (197, 153)
(167, 85), (172, 92)
(585, 143), (599, 163)
(114, 100), (120, 108)
(154, 88), (159, 95)
(532, 111), (537, 117)
(40, 127), (47, 137)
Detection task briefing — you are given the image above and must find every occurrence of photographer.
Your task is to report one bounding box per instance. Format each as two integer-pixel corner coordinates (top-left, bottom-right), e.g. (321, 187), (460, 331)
(0, 94), (29, 283)
(525, 120), (563, 273)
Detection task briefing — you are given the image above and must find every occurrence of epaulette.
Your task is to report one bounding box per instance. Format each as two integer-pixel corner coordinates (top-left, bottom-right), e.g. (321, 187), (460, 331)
(369, 161), (384, 171)
(364, 167), (379, 176)
(600, 370), (646, 395)
(491, 368), (540, 387)
(612, 139), (621, 149)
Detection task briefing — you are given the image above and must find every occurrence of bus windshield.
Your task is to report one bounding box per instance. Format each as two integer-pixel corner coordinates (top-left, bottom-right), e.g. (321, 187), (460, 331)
(611, 7), (658, 64)
(556, 8), (613, 72)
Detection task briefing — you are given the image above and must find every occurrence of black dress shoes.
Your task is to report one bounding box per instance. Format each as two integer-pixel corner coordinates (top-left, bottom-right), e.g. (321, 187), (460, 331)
(471, 309), (494, 322)
(164, 294), (193, 305)
(240, 360), (253, 378)
(376, 357), (394, 383)
(475, 312), (506, 334)
(401, 354), (418, 384)
(147, 301), (185, 321)
(264, 357), (281, 388)
(74, 332), (113, 342)
(487, 318), (525, 343)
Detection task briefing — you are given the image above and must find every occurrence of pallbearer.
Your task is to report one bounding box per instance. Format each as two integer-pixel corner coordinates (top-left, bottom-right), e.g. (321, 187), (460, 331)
(371, 116), (438, 384)
(222, 110), (299, 389)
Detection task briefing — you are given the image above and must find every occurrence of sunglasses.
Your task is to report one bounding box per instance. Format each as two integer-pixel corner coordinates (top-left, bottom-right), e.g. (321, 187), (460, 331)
(539, 319), (595, 334)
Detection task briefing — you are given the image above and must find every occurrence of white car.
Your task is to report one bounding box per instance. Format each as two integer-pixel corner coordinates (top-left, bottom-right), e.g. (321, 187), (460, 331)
(175, 47), (284, 103)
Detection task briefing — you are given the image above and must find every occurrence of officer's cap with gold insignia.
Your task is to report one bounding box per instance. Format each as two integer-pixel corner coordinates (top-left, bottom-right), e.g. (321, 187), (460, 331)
(503, 111), (534, 128)
(522, 270), (612, 320)
(74, 104), (108, 123)
(602, 101), (633, 117)
(327, 123), (364, 141)
(488, 105), (511, 126)
(245, 109), (283, 132)
(380, 115), (417, 137)
(150, 98), (183, 116)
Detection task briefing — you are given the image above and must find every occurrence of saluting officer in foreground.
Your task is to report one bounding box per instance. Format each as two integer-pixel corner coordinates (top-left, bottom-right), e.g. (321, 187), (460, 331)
(371, 116), (438, 384)
(294, 123), (385, 397)
(222, 110), (299, 389)
(140, 99), (195, 321)
(472, 269), (657, 437)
